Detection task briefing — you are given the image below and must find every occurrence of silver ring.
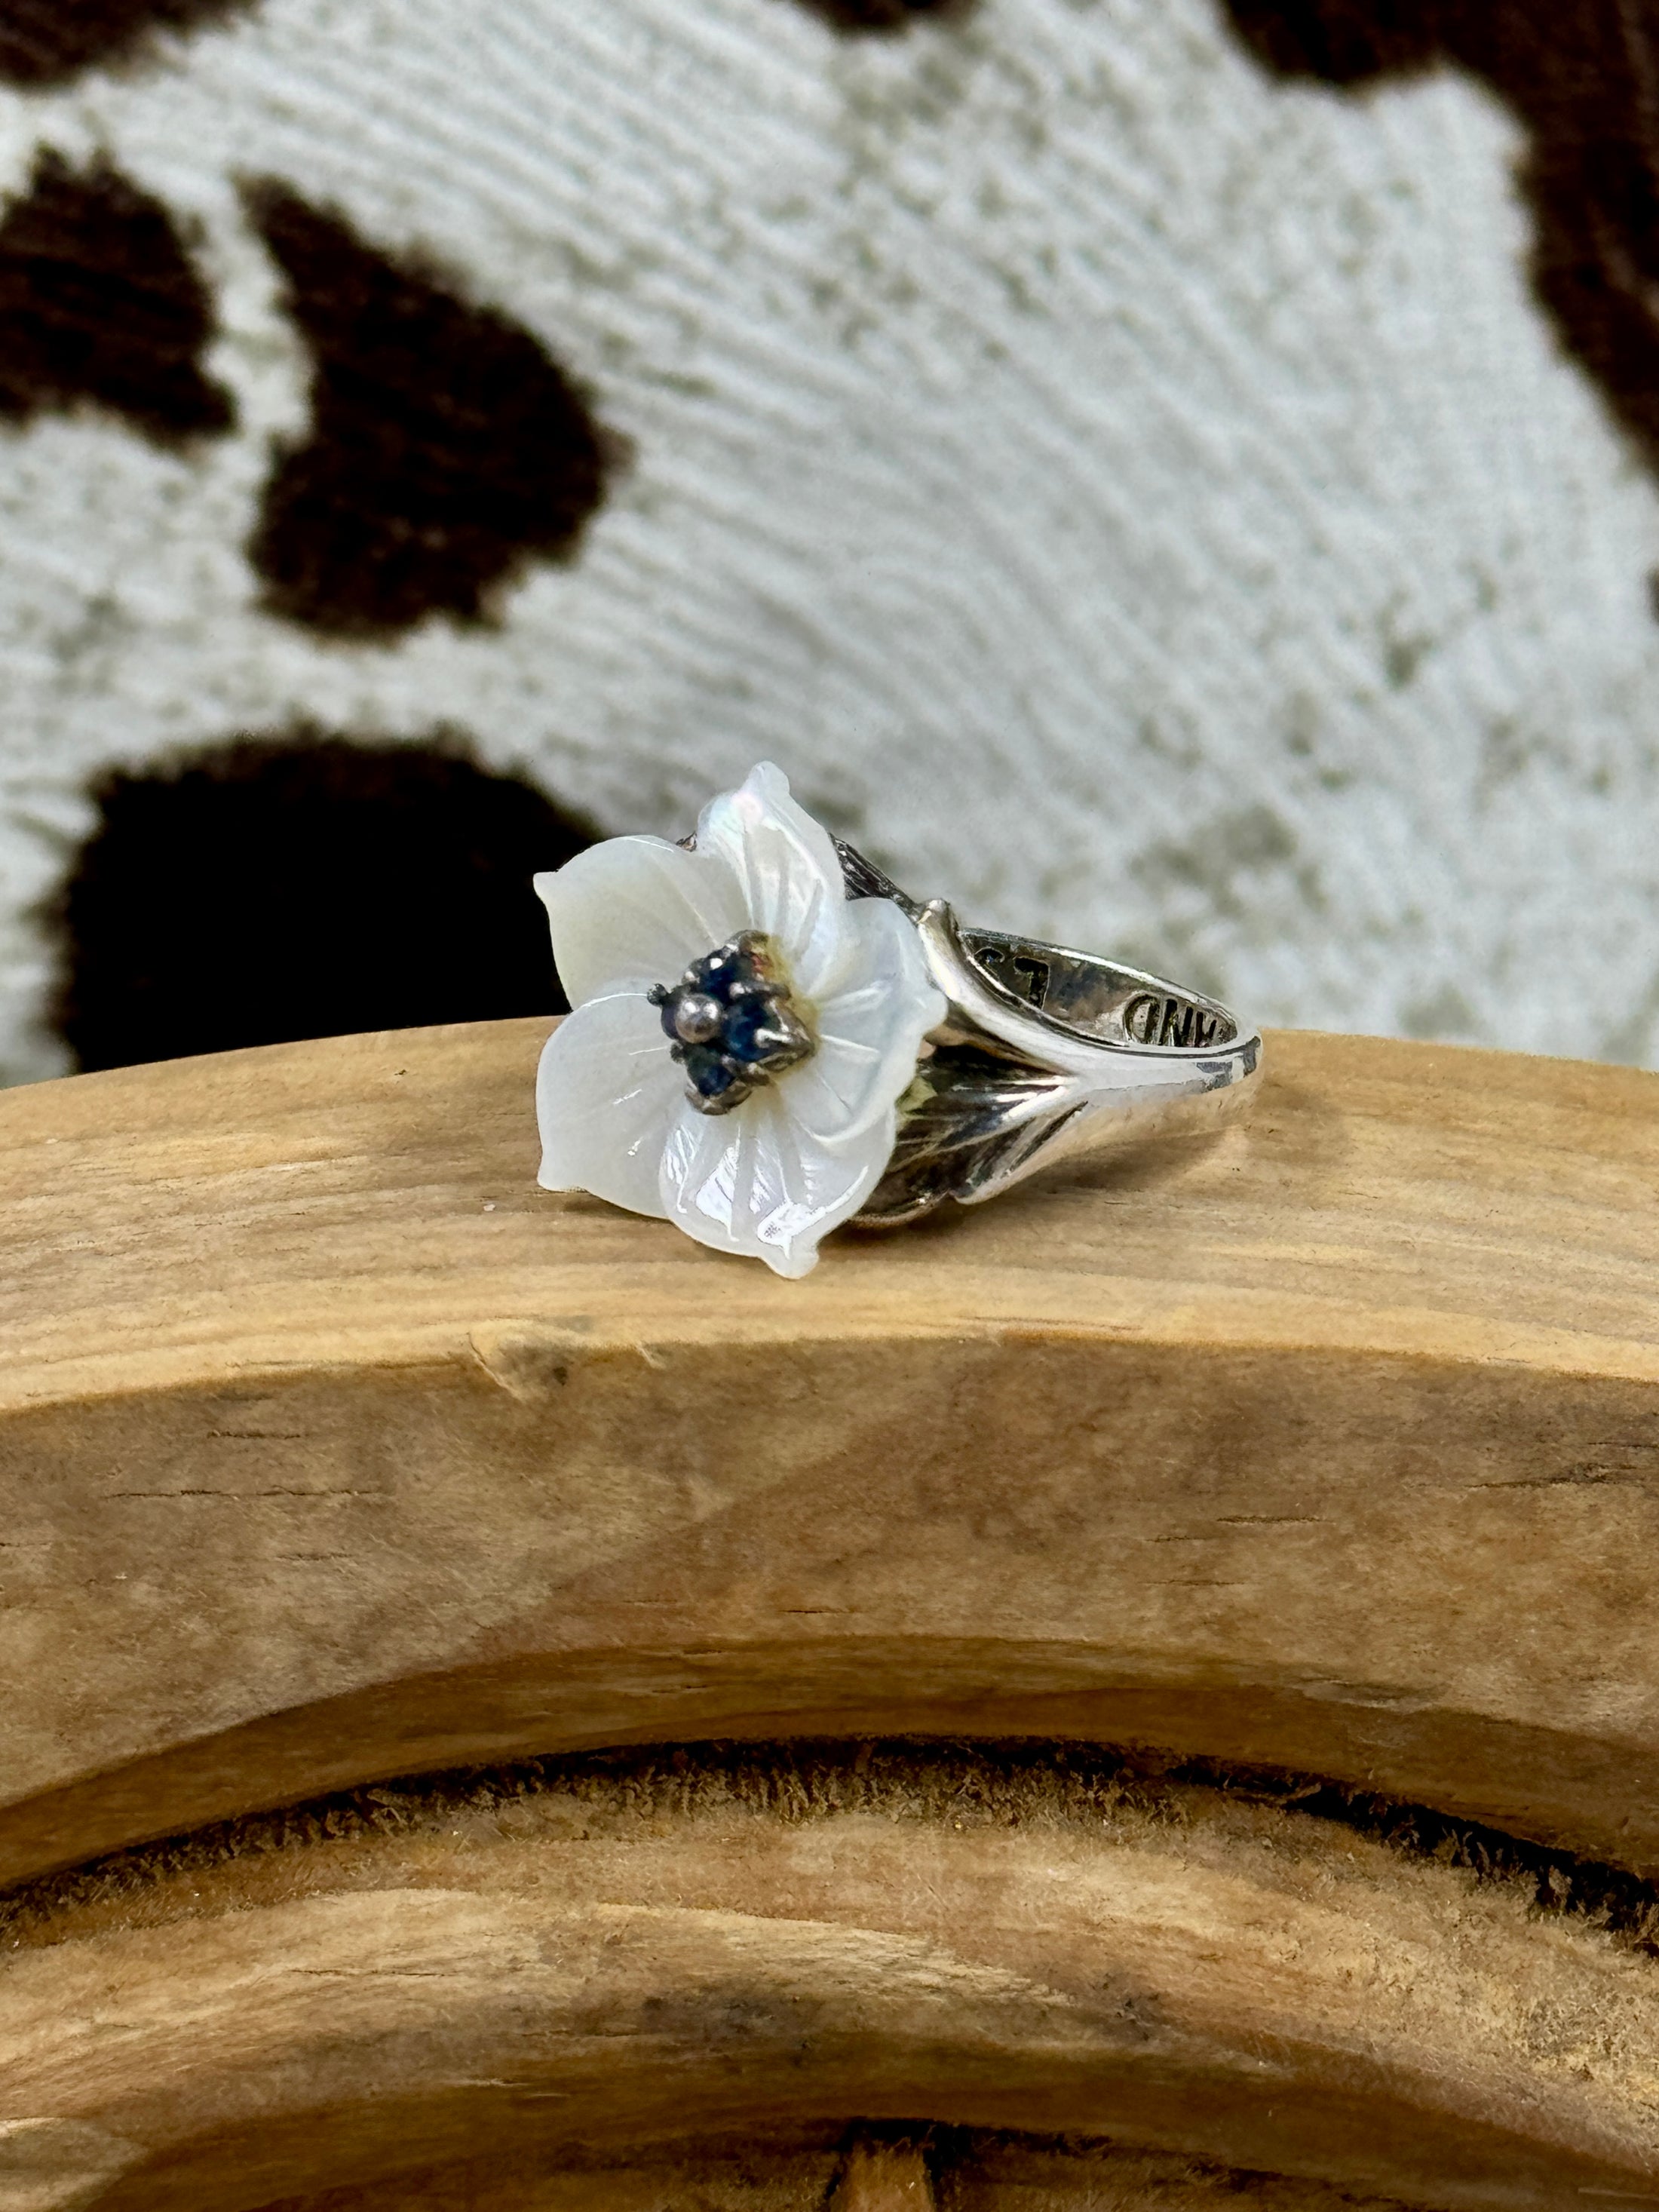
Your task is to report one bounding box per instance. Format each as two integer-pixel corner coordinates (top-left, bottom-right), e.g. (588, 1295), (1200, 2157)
(836, 839), (1262, 1227)
(534, 764), (1261, 1278)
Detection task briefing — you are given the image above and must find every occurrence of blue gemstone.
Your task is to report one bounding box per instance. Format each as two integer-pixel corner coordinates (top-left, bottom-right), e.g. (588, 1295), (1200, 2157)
(690, 940), (768, 1004)
(688, 949), (735, 1002)
(682, 1044), (738, 1099)
(722, 996), (776, 1064)
(658, 993), (682, 1040)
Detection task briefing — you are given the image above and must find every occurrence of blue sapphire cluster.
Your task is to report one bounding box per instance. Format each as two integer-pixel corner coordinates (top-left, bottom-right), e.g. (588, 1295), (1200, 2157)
(649, 930), (815, 1115)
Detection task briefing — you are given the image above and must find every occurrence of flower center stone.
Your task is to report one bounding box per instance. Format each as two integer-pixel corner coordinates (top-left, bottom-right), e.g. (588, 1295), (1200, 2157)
(649, 930), (815, 1115)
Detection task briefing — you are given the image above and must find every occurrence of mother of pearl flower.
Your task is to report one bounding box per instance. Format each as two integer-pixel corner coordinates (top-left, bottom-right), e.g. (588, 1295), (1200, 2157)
(534, 762), (946, 1278)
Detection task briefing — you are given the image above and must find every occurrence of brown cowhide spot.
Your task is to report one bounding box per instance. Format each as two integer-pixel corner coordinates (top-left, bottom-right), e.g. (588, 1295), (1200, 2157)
(1222, 2), (1659, 480)
(245, 183), (619, 640)
(52, 733), (597, 1072)
(0, 150), (232, 446)
(787, 0), (967, 29)
(0, 0), (250, 87)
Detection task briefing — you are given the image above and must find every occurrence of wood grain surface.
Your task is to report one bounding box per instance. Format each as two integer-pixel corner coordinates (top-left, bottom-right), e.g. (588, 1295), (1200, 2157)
(9, 1746), (1659, 2212)
(1, 1017), (1656, 1891)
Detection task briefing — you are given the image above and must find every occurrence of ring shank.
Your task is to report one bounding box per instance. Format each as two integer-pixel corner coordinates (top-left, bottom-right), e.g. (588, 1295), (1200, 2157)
(834, 839), (1261, 1223)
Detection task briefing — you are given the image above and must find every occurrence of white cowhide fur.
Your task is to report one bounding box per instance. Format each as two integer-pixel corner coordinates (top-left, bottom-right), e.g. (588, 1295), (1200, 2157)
(0, 0), (1655, 1082)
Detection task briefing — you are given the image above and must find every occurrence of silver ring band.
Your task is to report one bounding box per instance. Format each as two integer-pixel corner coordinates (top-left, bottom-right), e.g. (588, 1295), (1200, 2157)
(837, 840), (1263, 1226)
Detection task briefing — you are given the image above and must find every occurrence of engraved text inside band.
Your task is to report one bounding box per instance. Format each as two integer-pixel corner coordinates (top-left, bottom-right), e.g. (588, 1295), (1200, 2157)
(964, 932), (1234, 1050)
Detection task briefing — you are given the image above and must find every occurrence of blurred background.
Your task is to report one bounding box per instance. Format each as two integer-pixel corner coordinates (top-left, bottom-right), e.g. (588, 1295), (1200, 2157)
(0, 0), (1655, 1082)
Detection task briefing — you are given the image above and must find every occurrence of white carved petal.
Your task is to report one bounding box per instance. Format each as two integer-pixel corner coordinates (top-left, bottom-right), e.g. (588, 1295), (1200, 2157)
(784, 894), (947, 1149)
(535, 836), (747, 1009)
(694, 761), (850, 999)
(658, 1085), (891, 1278)
(535, 992), (682, 1219)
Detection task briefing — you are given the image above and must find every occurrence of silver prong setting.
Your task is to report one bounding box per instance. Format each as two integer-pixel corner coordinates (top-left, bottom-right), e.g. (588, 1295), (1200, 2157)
(652, 930), (817, 1115)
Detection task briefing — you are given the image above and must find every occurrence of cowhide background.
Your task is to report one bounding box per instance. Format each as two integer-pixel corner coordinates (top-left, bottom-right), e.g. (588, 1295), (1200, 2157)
(0, 0), (1655, 1081)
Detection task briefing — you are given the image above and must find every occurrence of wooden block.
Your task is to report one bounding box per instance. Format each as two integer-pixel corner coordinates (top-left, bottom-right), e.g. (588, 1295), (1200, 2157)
(5, 1018), (1659, 2207)
(0, 1018), (1655, 1888)
(830, 2142), (935, 2212)
(7, 1746), (1659, 2210)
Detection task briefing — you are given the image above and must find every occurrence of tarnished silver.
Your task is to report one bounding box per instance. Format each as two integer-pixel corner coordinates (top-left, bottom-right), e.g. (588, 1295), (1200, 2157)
(836, 841), (1263, 1227)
